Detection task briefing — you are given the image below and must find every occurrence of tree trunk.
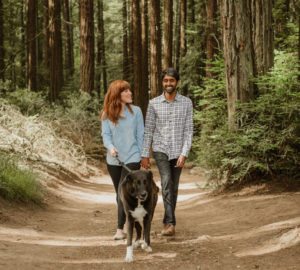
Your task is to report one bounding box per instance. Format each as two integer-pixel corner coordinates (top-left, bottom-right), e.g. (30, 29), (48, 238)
(80, 0), (94, 94)
(132, 0), (148, 115)
(27, 0), (37, 91)
(63, 0), (74, 78)
(96, 0), (102, 97)
(150, 0), (162, 98)
(49, 0), (64, 102)
(98, 0), (107, 94)
(163, 0), (173, 69)
(180, 0), (187, 58)
(221, 0), (254, 126)
(141, 0), (149, 113)
(0, 0), (4, 82)
(20, 0), (26, 87)
(251, 0), (274, 78)
(43, 0), (50, 72)
(174, 0), (180, 71)
(206, 0), (218, 78)
(122, 0), (130, 81)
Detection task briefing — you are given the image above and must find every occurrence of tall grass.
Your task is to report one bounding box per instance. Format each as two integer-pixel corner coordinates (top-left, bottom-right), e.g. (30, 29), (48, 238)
(0, 153), (43, 203)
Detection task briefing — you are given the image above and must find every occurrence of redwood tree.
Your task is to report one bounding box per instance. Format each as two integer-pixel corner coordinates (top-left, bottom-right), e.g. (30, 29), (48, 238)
(150, 0), (162, 98)
(49, 0), (64, 102)
(63, 0), (74, 78)
(0, 0), (4, 81)
(27, 0), (37, 91)
(43, 0), (50, 71)
(206, 0), (218, 78)
(122, 0), (129, 81)
(141, 0), (149, 100)
(163, 0), (173, 69)
(251, 0), (274, 77)
(221, 0), (254, 126)
(80, 0), (94, 93)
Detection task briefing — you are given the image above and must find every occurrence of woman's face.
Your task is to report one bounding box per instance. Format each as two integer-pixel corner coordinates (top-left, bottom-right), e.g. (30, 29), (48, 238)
(120, 88), (132, 104)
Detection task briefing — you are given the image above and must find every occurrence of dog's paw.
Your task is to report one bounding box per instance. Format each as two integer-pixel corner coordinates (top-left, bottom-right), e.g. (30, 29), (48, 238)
(125, 255), (133, 263)
(141, 243), (152, 252)
(133, 240), (140, 248)
(125, 246), (133, 263)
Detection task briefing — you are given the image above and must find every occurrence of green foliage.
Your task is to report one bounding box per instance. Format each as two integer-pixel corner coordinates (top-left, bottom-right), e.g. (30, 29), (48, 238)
(194, 52), (300, 187)
(0, 153), (43, 203)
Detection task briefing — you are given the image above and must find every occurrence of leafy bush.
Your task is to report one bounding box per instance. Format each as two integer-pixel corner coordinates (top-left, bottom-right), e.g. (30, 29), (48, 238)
(194, 52), (300, 187)
(0, 153), (43, 203)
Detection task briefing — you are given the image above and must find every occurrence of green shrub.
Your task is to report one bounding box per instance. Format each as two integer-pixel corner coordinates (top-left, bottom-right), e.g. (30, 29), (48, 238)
(194, 52), (300, 187)
(0, 153), (43, 203)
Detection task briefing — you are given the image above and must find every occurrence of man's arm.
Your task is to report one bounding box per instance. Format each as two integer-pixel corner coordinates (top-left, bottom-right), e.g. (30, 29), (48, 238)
(180, 99), (194, 158)
(141, 102), (156, 168)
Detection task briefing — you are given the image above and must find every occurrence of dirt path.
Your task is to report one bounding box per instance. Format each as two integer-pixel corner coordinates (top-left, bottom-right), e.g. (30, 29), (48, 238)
(0, 167), (299, 270)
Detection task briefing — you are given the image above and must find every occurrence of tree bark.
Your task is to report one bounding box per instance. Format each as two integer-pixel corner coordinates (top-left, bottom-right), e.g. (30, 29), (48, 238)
(20, 0), (26, 87)
(96, 0), (102, 96)
(98, 0), (107, 94)
(180, 0), (187, 58)
(43, 0), (50, 71)
(150, 0), (162, 98)
(132, 0), (148, 116)
(27, 0), (37, 91)
(221, 0), (254, 126)
(80, 0), (94, 94)
(0, 0), (4, 82)
(174, 0), (180, 71)
(206, 0), (218, 78)
(251, 0), (274, 78)
(141, 0), (149, 98)
(49, 0), (64, 101)
(122, 0), (130, 81)
(63, 0), (74, 78)
(163, 0), (173, 69)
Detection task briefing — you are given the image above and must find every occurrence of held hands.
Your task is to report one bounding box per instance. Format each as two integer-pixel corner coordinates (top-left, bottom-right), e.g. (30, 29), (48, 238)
(141, 157), (151, 169)
(175, 155), (186, 168)
(109, 147), (118, 157)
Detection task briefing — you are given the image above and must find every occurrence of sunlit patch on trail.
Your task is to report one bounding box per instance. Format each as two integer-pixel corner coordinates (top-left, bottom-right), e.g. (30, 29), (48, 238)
(235, 227), (300, 257)
(0, 226), (127, 246)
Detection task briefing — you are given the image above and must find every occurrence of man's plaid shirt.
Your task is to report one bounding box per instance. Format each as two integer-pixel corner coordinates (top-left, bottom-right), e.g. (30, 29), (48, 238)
(142, 92), (193, 160)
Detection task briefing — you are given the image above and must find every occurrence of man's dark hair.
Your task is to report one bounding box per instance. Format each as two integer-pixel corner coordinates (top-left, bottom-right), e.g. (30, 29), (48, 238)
(162, 68), (180, 81)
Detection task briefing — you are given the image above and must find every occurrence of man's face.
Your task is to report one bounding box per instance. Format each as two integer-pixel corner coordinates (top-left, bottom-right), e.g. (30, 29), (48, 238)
(162, 74), (179, 94)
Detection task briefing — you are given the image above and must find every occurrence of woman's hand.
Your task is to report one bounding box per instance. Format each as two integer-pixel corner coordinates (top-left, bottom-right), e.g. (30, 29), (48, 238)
(109, 147), (118, 157)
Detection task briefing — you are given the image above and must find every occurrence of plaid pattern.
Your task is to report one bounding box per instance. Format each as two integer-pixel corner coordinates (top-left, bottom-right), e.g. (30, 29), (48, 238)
(142, 93), (193, 160)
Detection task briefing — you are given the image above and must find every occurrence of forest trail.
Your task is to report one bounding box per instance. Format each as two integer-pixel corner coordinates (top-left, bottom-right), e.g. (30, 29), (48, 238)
(0, 166), (299, 270)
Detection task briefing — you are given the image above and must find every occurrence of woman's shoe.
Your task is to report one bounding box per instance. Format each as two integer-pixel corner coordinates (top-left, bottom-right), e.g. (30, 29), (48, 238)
(113, 229), (126, 240)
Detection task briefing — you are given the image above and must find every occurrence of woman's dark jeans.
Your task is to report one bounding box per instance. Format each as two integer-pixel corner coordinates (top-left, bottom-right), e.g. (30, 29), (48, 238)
(107, 162), (140, 229)
(153, 152), (182, 225)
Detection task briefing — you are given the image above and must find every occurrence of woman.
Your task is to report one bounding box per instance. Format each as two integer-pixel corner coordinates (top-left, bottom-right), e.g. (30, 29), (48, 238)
(100, 80), (144, 240)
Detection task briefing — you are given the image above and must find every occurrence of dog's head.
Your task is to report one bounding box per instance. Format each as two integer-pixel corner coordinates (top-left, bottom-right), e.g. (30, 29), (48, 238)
(123, 170), (155, 202)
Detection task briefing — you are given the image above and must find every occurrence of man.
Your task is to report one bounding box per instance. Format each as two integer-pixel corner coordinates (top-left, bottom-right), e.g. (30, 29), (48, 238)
(141, 68), (193, 236)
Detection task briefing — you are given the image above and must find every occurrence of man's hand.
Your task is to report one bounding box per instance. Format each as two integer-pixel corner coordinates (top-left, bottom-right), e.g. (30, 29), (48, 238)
(109, 147), (118, 157)
(141, 157), (151, 169)
(175, 155), (186, 168)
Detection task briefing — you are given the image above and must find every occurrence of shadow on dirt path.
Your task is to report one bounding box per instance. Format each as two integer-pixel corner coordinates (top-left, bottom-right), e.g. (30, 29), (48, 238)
(0, 166), (299, 270)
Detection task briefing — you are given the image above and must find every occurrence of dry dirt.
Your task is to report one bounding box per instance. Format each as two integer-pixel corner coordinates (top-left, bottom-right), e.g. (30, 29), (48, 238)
(0, 165), (299, 270)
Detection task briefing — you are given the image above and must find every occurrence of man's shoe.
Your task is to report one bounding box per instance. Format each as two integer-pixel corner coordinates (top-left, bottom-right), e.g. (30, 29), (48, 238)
(161, 224), (175, 236)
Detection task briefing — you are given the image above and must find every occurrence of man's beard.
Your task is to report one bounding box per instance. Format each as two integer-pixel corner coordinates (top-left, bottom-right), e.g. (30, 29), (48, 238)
(164, 86), (176, 94)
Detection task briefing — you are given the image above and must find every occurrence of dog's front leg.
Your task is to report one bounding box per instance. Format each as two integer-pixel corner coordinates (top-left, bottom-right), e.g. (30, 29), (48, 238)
(125, 215), (134, 262)
(141, 215), (152, 252)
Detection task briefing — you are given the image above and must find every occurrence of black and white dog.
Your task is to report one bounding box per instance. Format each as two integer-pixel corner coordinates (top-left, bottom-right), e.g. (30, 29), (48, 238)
(119, 170), (159, 262)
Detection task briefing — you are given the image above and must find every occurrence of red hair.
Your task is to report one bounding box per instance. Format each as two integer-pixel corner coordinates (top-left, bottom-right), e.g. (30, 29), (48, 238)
(100, 80), (133, 124)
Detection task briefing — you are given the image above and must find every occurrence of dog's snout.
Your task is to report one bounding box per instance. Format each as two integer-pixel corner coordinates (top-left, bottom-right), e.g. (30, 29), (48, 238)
(141, 192), (147, 198)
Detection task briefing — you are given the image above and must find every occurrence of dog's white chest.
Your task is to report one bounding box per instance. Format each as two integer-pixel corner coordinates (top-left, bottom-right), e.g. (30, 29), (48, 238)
(129, 202), (147, 224)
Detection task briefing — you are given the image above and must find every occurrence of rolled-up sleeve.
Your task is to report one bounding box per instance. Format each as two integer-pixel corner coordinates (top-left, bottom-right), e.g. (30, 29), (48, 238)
(181, 100), (193, 157)
(101, 119), (114, 151)
(142, 102), (156, 158)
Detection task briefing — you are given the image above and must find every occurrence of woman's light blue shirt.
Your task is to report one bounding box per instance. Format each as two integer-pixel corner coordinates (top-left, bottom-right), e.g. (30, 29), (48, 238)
(101, 105), (144, 166)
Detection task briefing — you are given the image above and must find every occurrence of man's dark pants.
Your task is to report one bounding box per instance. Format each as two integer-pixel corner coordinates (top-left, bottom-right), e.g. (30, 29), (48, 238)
(153, 152), (182, 225)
